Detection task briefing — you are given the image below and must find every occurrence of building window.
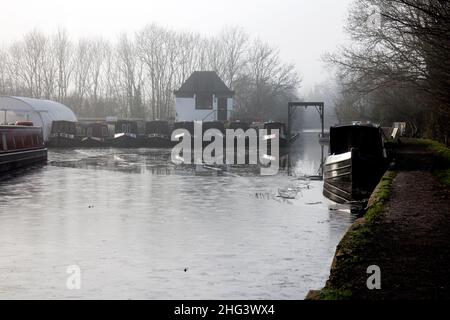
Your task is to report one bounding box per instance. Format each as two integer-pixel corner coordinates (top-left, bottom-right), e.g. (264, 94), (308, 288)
(196, 93), (213, 110)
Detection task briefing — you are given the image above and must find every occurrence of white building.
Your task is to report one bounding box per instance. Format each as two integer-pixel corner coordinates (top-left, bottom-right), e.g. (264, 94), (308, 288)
(0, 96), (77, 141)
(174, 71), (234, 122)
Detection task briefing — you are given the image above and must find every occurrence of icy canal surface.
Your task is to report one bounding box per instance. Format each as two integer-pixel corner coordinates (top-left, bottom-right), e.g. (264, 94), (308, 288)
(0, 133), (353, 299)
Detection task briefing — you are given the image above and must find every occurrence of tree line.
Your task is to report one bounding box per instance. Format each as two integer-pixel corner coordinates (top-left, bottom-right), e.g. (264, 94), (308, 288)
(326, 0), (449, 142)
(0, 25), (300, 122)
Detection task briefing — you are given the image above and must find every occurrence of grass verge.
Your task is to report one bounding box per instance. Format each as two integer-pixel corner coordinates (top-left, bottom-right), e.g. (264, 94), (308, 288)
(417, 139), (450, 187)
(309, 171), (397, 300)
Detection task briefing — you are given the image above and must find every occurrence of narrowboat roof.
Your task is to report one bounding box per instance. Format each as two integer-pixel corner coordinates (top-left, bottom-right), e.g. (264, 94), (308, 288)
(0, 125), (42, 129)
(229, 121), (250, 130)
(329, 123), (385, 156)
(85, 122), (108, 126)
(332, 122), (380, 129)
(202, 121), (225, 133)
(264, 121), (286, 126)
(146, 120), (169, 124)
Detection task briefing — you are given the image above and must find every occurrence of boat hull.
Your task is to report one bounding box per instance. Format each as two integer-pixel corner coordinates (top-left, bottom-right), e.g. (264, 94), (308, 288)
(141, 135), (173, 148)
(79, 137), (111, 148)
(112, 134), (141, 148)
(48, 134), (80, 148)
(323, 149), (387, 204)
(0, 148), (48, 174)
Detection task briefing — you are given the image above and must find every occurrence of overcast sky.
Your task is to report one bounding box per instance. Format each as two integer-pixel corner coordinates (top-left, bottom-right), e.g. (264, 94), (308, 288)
(0, 0), (353, 93)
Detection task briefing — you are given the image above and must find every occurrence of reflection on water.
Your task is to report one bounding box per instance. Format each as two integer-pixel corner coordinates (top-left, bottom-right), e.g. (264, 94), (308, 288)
(0, 132), (354, 299)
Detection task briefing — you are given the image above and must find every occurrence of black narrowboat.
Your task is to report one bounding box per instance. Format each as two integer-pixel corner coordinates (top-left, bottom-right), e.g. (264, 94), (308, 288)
(264, 122), (288, 149)
(142, 121), (171, 148)
(0, 123), (47, 173)
(48, 120), (79, 148)
(229, 121), (250, 132)
(228, 121), (252, 151)
(80, 123), (111, 148)
(172, 121), (195, 145)
(112, 120), (140, 148)
(173, 121), (195, 135)
(202, 121), (225, 147)
(323, 124), (388, 204)
(202, 121), (225, 134)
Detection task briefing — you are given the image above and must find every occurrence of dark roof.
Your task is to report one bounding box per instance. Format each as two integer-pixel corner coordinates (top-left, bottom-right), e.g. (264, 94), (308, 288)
(174, 71), (234, 96)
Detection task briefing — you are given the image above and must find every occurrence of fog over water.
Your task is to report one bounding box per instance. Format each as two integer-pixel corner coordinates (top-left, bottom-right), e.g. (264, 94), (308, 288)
(0, 133), (353, 299)
(0, 0), (352, 92)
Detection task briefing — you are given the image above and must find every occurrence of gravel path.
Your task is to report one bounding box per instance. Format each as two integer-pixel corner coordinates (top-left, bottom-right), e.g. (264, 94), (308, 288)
(370, 169), (450, 299)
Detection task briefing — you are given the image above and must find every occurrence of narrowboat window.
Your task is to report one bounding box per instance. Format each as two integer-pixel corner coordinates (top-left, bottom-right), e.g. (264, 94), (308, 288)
(122, 124), (130, 133)
(87, 127), (93, 136)
(0, 133), (5, 151)
(25, 135), (30, 147)
(8, 136), (16, 149)
(102, 127), (108, 137)
(5, 133), (14, 150)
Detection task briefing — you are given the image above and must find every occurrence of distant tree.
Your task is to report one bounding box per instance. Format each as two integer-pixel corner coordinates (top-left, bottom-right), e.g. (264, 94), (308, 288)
(0, 24), (302, 122)
(53, 28), (73, 102)
(233, 40), (300, 122)
(326, 0), (450, 141)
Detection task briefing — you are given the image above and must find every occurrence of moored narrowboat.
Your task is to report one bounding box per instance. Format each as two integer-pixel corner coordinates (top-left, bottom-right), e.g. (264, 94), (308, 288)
(202, 121), (225, 147)
(202, 121), (225, 135)
(229, 121), (250, 132)
(173, 121), (195, 135)
(323, 123), (388, 204)
(228, 121), (252, 149)
(172, 121), (195, 145)
(264, 122), (288, 149)
(48, 120), (79, 148)
(142, 121), (171, 148)
(112, 120), (140, 148)
(80, 123), (111, 148)
(0, 123), (47, 173)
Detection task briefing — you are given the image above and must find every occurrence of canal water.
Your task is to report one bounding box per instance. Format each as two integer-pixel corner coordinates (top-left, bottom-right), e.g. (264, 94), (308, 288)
(0, 132), (354, 299)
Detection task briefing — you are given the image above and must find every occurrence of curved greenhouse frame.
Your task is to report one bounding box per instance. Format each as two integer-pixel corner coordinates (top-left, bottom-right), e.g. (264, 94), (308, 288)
(0, 96), (77, 141)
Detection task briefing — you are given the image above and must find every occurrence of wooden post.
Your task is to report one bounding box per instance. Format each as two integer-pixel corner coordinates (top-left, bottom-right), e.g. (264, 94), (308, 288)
(321, 104), (325, 136)
(288, 103), (292, 150)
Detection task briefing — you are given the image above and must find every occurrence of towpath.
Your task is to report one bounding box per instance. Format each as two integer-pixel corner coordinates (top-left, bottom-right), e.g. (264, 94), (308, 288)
(309, 138), (450, 299)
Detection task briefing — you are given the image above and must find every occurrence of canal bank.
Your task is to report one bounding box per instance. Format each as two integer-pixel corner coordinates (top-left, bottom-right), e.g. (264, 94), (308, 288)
(307, 138), (450, 300)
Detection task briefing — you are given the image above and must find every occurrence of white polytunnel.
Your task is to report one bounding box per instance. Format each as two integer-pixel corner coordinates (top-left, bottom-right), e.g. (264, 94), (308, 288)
(0, 96), (78, 142)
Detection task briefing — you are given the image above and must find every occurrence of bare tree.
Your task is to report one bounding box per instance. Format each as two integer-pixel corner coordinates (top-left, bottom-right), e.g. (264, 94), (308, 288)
(218, 27), (248, 89)
(1, 24), (302, 122)
(53, 28), (73, 102)
(326, 0), (450, 140)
